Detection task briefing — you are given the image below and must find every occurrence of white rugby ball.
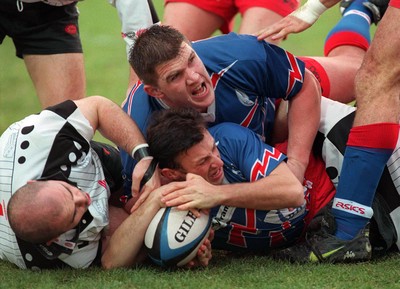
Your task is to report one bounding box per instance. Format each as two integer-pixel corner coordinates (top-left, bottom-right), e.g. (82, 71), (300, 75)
(144, 207), (212, 267)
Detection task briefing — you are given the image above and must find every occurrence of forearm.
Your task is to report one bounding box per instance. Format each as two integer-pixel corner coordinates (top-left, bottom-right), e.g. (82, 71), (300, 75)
(217, 163), (304, 209)
(287, 70), (321, 178)
(102, 193), (161, 269)
(77, 96), (147, 155)
(161, 166), (303, 211)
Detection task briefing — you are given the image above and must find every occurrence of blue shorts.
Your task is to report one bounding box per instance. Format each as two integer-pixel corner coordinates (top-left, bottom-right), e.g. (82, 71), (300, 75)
(0, 0), (82, 58)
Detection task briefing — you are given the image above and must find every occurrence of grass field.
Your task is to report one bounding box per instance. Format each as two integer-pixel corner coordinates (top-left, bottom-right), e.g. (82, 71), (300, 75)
(0, 1), (397, 289)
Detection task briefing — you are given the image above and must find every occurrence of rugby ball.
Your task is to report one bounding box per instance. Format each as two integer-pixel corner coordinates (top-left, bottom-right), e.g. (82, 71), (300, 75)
(144, 207), (212, 267)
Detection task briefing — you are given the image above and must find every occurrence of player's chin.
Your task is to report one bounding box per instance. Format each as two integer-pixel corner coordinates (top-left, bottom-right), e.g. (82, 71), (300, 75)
(190, 99), (212, 112)
(201, 92), (215, 107)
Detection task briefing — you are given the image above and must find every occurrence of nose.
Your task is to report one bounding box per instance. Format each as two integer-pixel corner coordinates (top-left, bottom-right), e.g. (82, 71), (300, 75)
(75, 189), (91, 207)
(186, 69), (199, 84)
(210, 153), (223, 167)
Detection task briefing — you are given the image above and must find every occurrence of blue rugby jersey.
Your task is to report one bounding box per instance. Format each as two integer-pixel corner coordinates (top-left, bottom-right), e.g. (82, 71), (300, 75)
(121, 32), (305, 197)
(208, 123), (308, 252)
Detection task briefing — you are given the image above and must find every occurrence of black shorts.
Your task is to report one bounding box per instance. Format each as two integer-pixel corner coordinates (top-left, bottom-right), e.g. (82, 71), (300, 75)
(0, 0), (82, 58)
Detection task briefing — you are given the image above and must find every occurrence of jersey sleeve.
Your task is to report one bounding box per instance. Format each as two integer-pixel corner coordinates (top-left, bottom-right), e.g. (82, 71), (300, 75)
(209, 123), (287, 183)
(120, 82), (155, 197)
(194, 33), (305, 101)
(121, 81), (153, 136)
(262, 43), (306, 101)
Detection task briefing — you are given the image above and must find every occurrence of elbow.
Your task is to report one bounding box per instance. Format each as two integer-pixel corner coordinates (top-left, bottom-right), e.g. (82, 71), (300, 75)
(304, 69), (322, 107)
(101, 253), (127, 270)
(291, 182), (305, 208)
(101, 255), (132, 270)
(101, 248), (146, 270)
(101, 255), (116, 270)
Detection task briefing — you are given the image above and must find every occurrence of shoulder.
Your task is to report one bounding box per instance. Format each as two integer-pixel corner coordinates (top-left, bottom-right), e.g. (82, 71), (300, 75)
(122, 82), (155, 113)
(194, 33), (260, 47)
(193, 33), (269, 61)
(45, 99), (78, 117)
(209, 122), (249, 137)
(209, 123), (261, 147)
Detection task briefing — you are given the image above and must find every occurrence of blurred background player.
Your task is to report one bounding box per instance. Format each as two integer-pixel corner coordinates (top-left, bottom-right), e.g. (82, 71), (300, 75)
(118, 0), (161, 93)
(162, 0), (301, 44)
(0, 0), (159, 108)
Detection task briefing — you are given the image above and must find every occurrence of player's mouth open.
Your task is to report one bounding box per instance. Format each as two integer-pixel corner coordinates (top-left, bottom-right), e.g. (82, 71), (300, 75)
(191, 83), (207, 97)
(210, 167), (223, 182)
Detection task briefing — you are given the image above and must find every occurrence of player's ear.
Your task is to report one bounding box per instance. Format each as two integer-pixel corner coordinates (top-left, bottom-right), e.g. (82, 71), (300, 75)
(144, 84), (165, 99)
(160, 168), (183, 181)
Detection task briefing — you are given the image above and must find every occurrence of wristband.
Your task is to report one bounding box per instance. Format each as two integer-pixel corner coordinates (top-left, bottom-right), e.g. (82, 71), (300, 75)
(139, 158), (158, 190)
(131, 143), (150, 162)
(291, 0), (328, 24)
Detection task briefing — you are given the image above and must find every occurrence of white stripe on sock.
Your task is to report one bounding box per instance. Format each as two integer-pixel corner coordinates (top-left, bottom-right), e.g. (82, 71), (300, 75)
(333, 197), (374, 218)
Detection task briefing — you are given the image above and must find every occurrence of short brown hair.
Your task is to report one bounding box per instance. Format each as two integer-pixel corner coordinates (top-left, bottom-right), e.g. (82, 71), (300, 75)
(129, 25), (191, 86)
(147, 108), (207, 169)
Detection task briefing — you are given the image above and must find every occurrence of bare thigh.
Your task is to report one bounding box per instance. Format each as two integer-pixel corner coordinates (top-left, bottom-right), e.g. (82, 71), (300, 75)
(163, 2), (225, 41)
(24, 53), (86, 108)
(239, 7), (282, 45)
(310, 46), (366, 104)
(353, 6), (400, 125)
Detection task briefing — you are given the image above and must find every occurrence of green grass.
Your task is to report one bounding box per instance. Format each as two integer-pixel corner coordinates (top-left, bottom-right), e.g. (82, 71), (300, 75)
(0, 1), (391, 288)
(1, 251), (400, 289)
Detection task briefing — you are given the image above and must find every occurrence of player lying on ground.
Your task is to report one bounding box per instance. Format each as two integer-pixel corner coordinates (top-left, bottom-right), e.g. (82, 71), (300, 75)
(0, 96), (212, 270)
(146, 101), (399, 262)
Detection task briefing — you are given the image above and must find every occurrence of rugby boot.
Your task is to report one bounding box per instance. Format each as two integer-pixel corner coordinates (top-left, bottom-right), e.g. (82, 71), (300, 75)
(271, 225), (372, 263)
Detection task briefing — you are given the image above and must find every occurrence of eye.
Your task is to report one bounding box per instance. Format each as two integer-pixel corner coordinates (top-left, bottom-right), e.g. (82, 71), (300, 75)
(171, 74), (178, 81)
(188, 54), (197, 66)
(168, 72), (180, 82)
(197, 157), (208, 166)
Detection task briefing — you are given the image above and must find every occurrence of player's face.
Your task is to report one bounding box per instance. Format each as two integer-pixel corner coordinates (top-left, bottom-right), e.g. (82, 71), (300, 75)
(154, 42), (215, 112)
(176, 130), (224, 185)
(46, 180), (91, 233)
